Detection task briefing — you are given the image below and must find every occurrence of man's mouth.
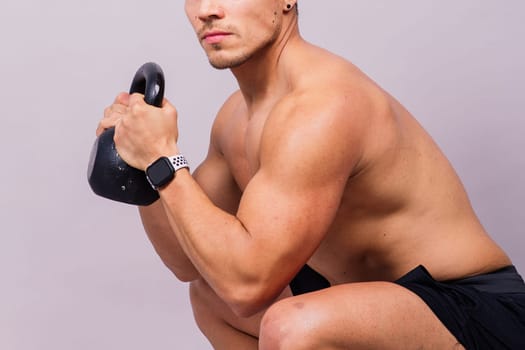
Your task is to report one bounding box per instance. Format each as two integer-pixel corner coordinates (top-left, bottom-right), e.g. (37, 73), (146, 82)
(201, 31), (232, 44)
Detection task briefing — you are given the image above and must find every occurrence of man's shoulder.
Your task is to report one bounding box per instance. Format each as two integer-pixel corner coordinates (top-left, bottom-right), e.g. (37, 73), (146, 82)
(269, 74), (387, 136)
(288, 52), (387, 118)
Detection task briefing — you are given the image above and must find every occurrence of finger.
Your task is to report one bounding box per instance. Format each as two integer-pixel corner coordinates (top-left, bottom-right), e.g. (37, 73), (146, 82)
(95, 122), (111, 137)
(129, 92), (146, 107)
(96, 114), (121, 137)
(114, 92), (131, 105)
(95, 93), (130, 137)
(128, 93), (150, 117)
(104, 104), (128, 119)
(162, 98), (178, 115)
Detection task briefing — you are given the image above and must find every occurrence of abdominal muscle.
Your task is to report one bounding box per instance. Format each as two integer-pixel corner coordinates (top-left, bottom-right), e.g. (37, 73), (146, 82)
(305, 208), (511, 287)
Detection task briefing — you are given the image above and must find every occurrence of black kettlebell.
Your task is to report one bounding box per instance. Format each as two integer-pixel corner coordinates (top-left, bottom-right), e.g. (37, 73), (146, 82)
(87, 62), (165, 206)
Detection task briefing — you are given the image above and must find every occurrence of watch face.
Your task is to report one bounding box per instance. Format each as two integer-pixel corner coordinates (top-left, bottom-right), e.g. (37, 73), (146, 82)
(146, 157), (174, 189)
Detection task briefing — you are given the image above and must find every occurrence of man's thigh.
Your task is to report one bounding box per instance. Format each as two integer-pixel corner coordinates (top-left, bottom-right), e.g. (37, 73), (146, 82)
(259, 281), (464, 350)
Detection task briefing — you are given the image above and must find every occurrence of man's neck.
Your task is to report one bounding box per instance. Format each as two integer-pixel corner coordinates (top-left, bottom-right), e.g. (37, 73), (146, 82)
(231, 20), (302, 113)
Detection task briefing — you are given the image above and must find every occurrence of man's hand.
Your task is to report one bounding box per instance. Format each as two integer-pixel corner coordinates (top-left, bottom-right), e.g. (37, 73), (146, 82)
(98, 92), (180, 171)
(96, 92), (129, 137)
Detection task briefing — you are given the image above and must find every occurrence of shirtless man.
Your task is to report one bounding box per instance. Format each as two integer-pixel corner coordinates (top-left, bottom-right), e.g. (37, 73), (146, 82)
(97, 1), (525, 349)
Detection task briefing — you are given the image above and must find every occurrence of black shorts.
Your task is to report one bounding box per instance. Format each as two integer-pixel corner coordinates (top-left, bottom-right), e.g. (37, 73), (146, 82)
(395, 265), (525, 349)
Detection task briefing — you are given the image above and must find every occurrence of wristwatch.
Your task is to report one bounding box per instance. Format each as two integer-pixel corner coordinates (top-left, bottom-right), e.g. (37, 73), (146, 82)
(145, 154), (189, 190)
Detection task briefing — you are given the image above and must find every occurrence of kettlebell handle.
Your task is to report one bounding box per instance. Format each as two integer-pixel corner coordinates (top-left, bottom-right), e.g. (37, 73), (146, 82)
(129, 62), (165, 107)
(87, 62), (166, 206)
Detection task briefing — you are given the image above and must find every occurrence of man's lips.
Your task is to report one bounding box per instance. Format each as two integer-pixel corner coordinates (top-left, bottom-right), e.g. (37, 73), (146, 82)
(201, 31), (231, 44)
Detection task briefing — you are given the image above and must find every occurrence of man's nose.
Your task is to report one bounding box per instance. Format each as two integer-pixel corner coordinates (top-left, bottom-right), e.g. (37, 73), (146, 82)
(197, 0), (225, 21)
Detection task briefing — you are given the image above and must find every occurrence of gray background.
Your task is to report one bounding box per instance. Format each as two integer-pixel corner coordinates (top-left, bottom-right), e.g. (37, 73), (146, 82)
(1, 1), (523, 349)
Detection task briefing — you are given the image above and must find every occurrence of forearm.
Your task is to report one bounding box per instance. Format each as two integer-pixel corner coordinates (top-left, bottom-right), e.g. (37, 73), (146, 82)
(158, 170), (281, 315)
(139, 201), (200, 282)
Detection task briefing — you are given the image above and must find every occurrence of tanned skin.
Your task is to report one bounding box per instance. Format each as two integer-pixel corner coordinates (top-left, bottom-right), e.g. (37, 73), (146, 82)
(97, 1), (511, 349)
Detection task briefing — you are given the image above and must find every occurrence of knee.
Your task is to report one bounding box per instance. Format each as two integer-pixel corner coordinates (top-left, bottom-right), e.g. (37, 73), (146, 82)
(259, 297), (325, 350)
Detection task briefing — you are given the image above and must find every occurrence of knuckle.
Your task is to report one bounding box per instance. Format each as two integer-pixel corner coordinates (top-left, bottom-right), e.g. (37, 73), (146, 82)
(166, 104), (178, 116)
(163, 104), (178, 120)
(98, 120), (108, 130)
(130, 101), (145, 115)
(104, 105), (123, 120)
(100, 115), (117, 129)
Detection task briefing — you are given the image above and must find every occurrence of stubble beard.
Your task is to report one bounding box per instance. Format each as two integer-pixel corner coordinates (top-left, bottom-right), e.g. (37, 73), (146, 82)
(207, 43), (252, 70)
(206, 27), (281, 70)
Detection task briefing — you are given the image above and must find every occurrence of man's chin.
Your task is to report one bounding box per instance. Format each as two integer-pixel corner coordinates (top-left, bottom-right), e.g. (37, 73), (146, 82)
(209, 61), (231, 70)
(207, 54), (249, 70)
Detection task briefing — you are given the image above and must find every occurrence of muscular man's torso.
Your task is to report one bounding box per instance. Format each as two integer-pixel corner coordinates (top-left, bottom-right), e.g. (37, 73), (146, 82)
(213, 45), (511, 285)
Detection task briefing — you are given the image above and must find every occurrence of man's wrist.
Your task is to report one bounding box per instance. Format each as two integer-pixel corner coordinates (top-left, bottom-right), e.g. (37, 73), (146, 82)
(145, 154), (189, 190)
